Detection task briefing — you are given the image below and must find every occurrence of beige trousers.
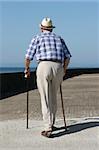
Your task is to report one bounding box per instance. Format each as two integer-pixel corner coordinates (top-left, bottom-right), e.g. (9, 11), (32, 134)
(36, 61), (64, 130)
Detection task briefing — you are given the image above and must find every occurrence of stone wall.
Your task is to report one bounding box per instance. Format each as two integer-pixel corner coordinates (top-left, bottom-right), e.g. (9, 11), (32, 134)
(0, 68), (99, 100)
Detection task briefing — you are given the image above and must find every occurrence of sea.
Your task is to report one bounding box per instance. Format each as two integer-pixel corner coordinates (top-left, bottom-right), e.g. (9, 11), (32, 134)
(0, 67), (98, 74)
(0, 67), (36, 73)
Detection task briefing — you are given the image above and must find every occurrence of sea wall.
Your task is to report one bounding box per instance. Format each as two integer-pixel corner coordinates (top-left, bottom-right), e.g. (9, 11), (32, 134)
(0, 71), (37, 100)
(0, 68), (99, 100)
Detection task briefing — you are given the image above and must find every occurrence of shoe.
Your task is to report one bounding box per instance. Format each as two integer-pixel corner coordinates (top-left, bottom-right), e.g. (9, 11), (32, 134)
(41, 130), (52, 138)
(52, 125), (58, 131)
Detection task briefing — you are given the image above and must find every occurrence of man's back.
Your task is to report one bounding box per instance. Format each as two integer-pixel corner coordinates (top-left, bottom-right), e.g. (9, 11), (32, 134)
(26, 31), (71, 63)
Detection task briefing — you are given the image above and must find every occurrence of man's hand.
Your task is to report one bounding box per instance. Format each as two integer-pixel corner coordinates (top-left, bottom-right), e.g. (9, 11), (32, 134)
(24, 58), (31, 78)
(24, 67), (30, 78)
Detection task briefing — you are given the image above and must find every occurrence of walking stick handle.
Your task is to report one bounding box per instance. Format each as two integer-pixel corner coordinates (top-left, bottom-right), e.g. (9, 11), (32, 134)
(25, 74), (28, 78)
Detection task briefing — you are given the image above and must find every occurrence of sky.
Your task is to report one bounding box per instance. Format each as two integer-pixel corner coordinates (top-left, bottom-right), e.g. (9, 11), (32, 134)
(0, 0), (99, 68)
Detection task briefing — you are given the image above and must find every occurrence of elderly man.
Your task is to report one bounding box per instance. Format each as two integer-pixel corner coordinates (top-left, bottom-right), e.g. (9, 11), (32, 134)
(24, 17), (72, 137)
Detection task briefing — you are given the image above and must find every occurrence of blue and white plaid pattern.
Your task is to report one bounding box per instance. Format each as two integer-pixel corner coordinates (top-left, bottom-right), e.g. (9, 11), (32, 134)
(25, 31), (71, 63)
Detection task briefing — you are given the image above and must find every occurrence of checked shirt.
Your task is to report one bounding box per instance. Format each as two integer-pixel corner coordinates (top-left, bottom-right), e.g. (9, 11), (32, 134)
(25, 31), (71, 63)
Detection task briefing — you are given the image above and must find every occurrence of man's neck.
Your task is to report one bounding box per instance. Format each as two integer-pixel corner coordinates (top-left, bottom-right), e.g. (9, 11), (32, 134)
(42, 30), (52, 33)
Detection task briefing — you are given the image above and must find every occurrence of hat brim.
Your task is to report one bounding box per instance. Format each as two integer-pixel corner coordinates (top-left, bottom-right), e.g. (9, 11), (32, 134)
(39, 24), (55, 29)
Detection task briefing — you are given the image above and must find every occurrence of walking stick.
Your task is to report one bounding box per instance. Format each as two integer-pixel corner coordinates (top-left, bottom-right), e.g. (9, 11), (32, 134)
(25, 74), (29, 129)
(60, 84), (67, 131)
(26, 80), (29, 129)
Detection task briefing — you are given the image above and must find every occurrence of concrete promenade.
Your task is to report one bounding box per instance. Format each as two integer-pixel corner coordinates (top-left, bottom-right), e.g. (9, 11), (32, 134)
(0, 73), (99, 150)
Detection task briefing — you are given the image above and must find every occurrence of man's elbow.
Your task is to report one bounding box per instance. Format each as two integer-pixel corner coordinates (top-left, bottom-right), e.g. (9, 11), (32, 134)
(64, 57), (70, 63)
(25, 58), (30, 62)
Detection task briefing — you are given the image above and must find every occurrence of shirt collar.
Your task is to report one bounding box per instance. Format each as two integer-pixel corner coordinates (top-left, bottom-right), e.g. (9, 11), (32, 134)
(42, 30), (51, 33)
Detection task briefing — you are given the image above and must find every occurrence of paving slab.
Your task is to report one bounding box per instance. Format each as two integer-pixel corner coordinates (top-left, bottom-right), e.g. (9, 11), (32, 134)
(0, 118), (99, 150)
(0, 74), (99, 121)
(0, 74), (99, 150)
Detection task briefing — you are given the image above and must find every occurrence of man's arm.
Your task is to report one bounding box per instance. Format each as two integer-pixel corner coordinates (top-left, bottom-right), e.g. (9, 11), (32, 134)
(61, 38), (71, 74)
(25, 58), (30, 69)
(24, 37), (37, 78)
(24, 58), (31, 78)
(63, 58), (70, 74)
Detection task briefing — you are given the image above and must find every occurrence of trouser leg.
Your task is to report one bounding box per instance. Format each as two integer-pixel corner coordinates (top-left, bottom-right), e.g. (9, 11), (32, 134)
(51, 66), (64, 125)
(37, 61), (63, 130)
(37, 64), (53, 130)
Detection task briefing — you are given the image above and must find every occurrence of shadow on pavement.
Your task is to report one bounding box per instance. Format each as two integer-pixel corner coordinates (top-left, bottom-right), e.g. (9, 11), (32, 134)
(50, 121), (99, 138)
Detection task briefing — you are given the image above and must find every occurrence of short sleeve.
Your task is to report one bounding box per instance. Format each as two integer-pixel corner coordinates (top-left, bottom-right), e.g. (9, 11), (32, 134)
(25, 36), (38, 60)
(61, 38), (72, 59)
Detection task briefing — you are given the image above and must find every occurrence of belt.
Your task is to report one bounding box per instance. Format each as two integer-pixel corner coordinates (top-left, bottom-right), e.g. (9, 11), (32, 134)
(39, 59), (62, 64)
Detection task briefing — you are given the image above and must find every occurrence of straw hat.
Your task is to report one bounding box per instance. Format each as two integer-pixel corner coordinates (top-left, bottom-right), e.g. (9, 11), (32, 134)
(40, 17), (55, 29)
